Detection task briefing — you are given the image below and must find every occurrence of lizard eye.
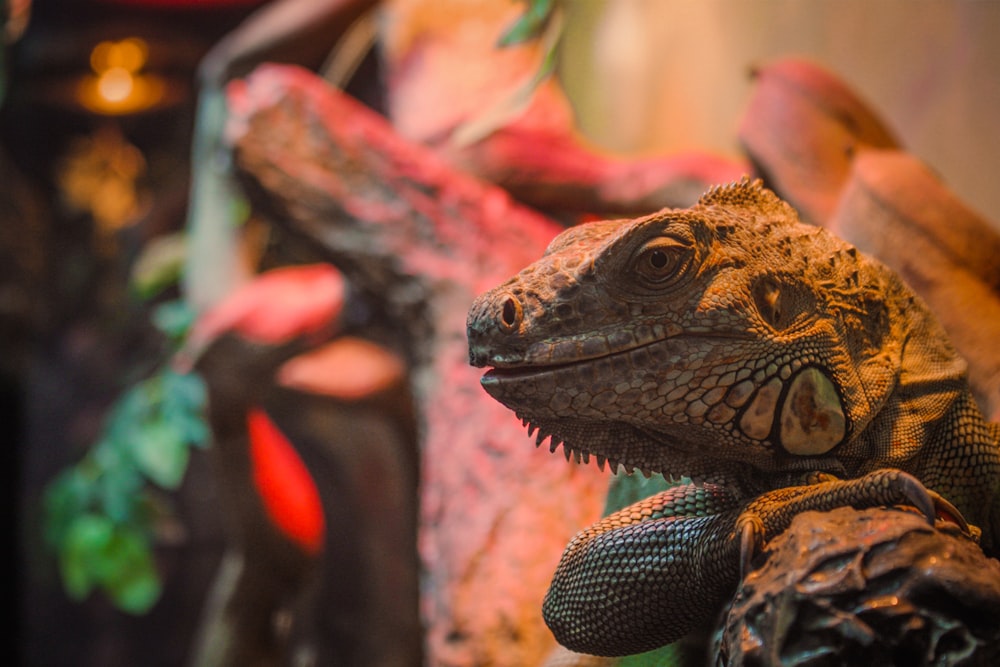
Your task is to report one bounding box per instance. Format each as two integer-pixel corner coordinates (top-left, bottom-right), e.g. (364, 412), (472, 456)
(634, 241), (691, 286)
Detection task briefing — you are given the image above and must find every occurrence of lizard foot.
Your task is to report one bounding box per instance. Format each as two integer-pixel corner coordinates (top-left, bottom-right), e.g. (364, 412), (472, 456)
(736, 468), (974, 576)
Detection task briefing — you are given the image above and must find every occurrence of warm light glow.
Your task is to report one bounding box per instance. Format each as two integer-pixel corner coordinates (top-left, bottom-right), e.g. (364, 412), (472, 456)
(55, 125), (149, 240)
(91, 38), (148, 75)
(97, 67), (135, 103)
(77, 37), (165, 115)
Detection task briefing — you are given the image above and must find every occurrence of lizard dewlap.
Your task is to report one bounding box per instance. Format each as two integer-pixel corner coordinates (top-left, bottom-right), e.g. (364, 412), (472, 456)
(467, 177), (1000, 656)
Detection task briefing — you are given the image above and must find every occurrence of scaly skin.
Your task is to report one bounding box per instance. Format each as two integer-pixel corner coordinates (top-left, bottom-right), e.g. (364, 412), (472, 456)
(466, 178), (1000, 657)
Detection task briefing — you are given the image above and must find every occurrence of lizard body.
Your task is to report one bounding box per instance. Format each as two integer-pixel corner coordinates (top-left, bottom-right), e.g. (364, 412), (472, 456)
(466, 178), (1000, 656)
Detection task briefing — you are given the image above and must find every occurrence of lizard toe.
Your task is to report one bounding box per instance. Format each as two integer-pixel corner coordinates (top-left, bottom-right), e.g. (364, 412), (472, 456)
(738, 517), (765, 579)
(926, 488), (974, 537)
(876, 470), (973, 538)
(891, 470), (938, 526)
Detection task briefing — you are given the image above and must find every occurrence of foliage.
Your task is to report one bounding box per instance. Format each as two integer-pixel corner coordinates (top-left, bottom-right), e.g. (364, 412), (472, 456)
(619, 641), (706, 667)
(130, 232), (188, 300)
(44, 300), (208, 614)
(604, 471), (681, 515)
(498, 0), (564, 84)
(497, 0), (557, 48)
(450, 0), (563, 148)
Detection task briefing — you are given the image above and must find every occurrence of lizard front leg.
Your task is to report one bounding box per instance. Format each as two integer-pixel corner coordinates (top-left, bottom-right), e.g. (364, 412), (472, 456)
(736, 468), (974, 577)
(543, 482), (744, 657)
(543, 469), (971, 658)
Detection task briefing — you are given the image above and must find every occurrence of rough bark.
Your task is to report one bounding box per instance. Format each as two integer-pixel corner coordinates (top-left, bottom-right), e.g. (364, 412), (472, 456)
(716, 506), (1000, 666)
(226, 64), (609, 666)
(738, 57), (900, 226)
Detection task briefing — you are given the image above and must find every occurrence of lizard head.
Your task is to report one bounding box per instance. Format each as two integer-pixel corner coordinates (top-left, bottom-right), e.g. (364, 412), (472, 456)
(467, 178), (964, 479)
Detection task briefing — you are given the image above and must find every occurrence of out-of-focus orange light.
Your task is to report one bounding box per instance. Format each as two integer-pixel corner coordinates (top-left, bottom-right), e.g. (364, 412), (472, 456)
(91, 37), (148, 74)
(97, 67), (135, 103)
(77, 38), (165, 115)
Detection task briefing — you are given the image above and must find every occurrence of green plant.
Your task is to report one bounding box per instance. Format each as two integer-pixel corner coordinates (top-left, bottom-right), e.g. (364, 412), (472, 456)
(43, 300), (208, 614)
(498, 0), (557, 48)
(498, 0), (564, 84)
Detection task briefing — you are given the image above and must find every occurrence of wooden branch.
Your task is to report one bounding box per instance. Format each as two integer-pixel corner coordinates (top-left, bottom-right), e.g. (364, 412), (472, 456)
(226, 64), (609, 667)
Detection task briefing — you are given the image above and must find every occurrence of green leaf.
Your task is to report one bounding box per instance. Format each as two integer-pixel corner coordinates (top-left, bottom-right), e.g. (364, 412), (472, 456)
(106, 384), (151, 444)
(131, 419), (190, 490)
(166, 406), (210, 449)
(604, 473), (682, 515)
(100, 526), (162, 614)
(152, 300), (197, 340)
(137, 372), (165, 407)
(109, 561), (161, 615)
(97, 464), (144, 524)
(620, 642), (702, 667)
(44, 360), (207, 614)
(498, 0), (555, 47)
(44, 468), (94, 545)
(60, 514), (115, 600)
(130, 232), (187, 299)
(161, 370), (209, 447)
(161, 369), (207, 412)
(228, 194), (251, 227)
(94, 437), (128, 473)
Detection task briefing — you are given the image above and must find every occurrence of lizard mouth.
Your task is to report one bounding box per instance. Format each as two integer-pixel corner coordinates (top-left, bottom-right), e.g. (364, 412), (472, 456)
(470, 319), (690, 372)
(478, 331), (676, 379)
(481, 362), (574, 382)
(478, 329), (748, 381)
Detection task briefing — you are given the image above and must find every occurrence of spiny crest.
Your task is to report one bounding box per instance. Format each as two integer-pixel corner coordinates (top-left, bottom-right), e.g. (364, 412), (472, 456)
(519, 415), (649, 476)
(697, 176), (786, 212)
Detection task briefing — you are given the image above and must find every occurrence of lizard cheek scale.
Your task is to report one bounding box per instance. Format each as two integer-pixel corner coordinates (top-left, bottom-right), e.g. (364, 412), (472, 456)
(778, 366), (846, 455)
(736, 366), (847, 456)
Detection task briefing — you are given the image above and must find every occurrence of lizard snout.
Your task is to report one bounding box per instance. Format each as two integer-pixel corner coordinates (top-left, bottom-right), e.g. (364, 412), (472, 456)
(466, 291), (525, 367)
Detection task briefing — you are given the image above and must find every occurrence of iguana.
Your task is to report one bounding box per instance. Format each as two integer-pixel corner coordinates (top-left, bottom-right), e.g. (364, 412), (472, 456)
(466, 177), (1000, 657)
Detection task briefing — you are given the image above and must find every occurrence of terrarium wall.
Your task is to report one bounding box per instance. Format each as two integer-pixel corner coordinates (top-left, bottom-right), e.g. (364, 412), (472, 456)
(558, 0), (1000, 226)
(13, 1), (1000, 666)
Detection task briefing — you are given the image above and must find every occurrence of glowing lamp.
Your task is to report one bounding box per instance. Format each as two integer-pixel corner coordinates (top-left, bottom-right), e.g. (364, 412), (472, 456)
(77, 38), (166, 115)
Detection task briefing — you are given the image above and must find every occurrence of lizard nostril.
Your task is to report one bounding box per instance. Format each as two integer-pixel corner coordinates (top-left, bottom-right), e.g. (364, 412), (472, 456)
(500, 295), (523, 333)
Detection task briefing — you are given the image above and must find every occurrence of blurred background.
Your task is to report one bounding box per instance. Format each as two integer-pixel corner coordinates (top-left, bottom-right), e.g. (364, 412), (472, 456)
(6, 1), (998, 665)
(5, 2), (268, 666)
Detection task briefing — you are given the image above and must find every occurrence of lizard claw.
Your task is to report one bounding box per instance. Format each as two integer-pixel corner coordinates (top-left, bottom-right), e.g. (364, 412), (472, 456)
(738, 517), (764, 579)
(927, 490), (974, 537)
(894, 471), (938, 525)
(892, 471), (973, 536)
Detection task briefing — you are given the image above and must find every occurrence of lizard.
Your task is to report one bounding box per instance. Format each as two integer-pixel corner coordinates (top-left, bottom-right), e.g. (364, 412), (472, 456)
(466, 177), (1000, 658)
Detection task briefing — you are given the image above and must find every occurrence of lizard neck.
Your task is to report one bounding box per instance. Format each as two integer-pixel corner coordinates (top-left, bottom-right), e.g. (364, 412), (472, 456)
(859, 382), (1000, 553)
(843, 280), (1000, 552)
(921, 393), (1000, 554)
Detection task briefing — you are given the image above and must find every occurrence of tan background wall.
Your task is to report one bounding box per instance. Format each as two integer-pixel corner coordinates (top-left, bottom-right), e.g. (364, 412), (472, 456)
(559, 0), (1000, 225)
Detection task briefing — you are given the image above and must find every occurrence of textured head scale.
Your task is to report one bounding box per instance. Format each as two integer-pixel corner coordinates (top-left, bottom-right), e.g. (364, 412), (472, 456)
(697, 176), (789, 210)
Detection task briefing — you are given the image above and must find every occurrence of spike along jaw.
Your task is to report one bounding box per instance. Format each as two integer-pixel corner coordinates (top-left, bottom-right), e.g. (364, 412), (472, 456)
(468, 188), (896, 476)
